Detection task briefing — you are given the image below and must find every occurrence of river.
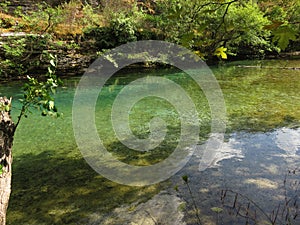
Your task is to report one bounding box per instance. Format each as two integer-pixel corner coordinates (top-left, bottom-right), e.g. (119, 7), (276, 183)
(0, 59), (299, 224)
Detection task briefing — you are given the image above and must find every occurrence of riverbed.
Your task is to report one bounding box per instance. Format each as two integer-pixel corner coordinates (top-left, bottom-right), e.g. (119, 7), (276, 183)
(0, 59), (299, 224)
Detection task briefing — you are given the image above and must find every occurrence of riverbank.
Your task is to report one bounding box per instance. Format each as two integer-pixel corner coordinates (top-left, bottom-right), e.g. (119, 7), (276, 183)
(1, 0), (299, 81)
(1, 31), (299, 82)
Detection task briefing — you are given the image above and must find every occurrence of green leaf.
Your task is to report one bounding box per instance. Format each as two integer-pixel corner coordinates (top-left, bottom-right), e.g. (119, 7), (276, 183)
(211, 207), (223, 213)
(48, 101), (54, 110)
(214, 47), (227, 59)
(178, 202), (186, 211)
(180, 32), (194, 47)
(174, 185), (179, 192)
(272, 25), (297, 50)
(48, 67), (53, 74)
(182, 175), (188, 183)
(194, 50), (204, 58)
(50, 59), (55, 67)
(0, 164), (3, 175)
(49, 53), (55, 60)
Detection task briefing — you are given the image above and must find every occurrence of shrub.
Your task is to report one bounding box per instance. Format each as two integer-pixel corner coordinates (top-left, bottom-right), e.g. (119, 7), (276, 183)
(0, 34), (52, 77)
(156, 0), (277, 59)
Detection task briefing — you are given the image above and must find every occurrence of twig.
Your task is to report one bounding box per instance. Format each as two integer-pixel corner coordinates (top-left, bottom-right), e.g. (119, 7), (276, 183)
(182, 176), (202, 225)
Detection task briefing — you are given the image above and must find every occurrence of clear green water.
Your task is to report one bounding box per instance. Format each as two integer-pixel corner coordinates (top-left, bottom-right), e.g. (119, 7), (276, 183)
(0, 59), (300, 224)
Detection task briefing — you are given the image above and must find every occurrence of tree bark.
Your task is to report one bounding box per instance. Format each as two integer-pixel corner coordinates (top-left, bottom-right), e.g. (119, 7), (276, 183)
(0, 97), (14, 225)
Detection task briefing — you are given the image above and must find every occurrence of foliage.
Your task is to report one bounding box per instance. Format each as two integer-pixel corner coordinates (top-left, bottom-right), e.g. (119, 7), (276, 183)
(260, 0), (300, 51)
(0, 34), (52, 77)
(0, 99), (11, 113)
(83, 4), (145, 49)
(16, 54), (62, 128)
(272, 25), (297, 50)
(84, 13), (137, 49)
(21, 3), (64, 34)
(222, 2), (276, 58)
(0, 1), (9, 14)
(156, 0), (276, 60)
(2, 38), (26, 57)
(0, 0), (299, 66)
(214, 47), (228, 59)
(18, 0), (103, 38)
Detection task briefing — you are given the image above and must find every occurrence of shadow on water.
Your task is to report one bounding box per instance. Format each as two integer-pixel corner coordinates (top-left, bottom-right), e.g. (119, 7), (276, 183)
(8, 150), (163, 225)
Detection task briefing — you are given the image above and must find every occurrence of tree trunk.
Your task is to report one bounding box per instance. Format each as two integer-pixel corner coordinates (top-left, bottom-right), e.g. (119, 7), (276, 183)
(0, 97), (14, 225)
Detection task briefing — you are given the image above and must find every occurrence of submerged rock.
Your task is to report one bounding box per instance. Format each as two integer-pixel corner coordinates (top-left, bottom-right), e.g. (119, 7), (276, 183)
(87, 191), (186, 225)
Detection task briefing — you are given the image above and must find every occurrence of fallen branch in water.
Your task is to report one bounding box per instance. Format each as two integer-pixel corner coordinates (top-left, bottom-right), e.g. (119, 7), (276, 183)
(237, 65), (300, 70)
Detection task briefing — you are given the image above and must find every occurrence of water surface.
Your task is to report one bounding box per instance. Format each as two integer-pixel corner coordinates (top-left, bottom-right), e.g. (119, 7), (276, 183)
(0, 59), (299, 224)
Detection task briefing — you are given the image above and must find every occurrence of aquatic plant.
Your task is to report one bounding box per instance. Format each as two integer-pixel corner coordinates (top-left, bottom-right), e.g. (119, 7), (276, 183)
(221, 168), (300, 225)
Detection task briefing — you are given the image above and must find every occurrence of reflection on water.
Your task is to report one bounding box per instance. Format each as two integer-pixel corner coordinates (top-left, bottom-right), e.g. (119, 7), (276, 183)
(173, 127), (300, 225)
(205, 127), (300, 167)
(95, 127), (300, 224)
(195, 134), (244, 168)
(276, 127), (300, 156)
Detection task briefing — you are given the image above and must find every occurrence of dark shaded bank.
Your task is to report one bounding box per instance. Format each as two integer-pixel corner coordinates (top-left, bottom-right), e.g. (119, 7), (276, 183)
(0, 32), (95, 80)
